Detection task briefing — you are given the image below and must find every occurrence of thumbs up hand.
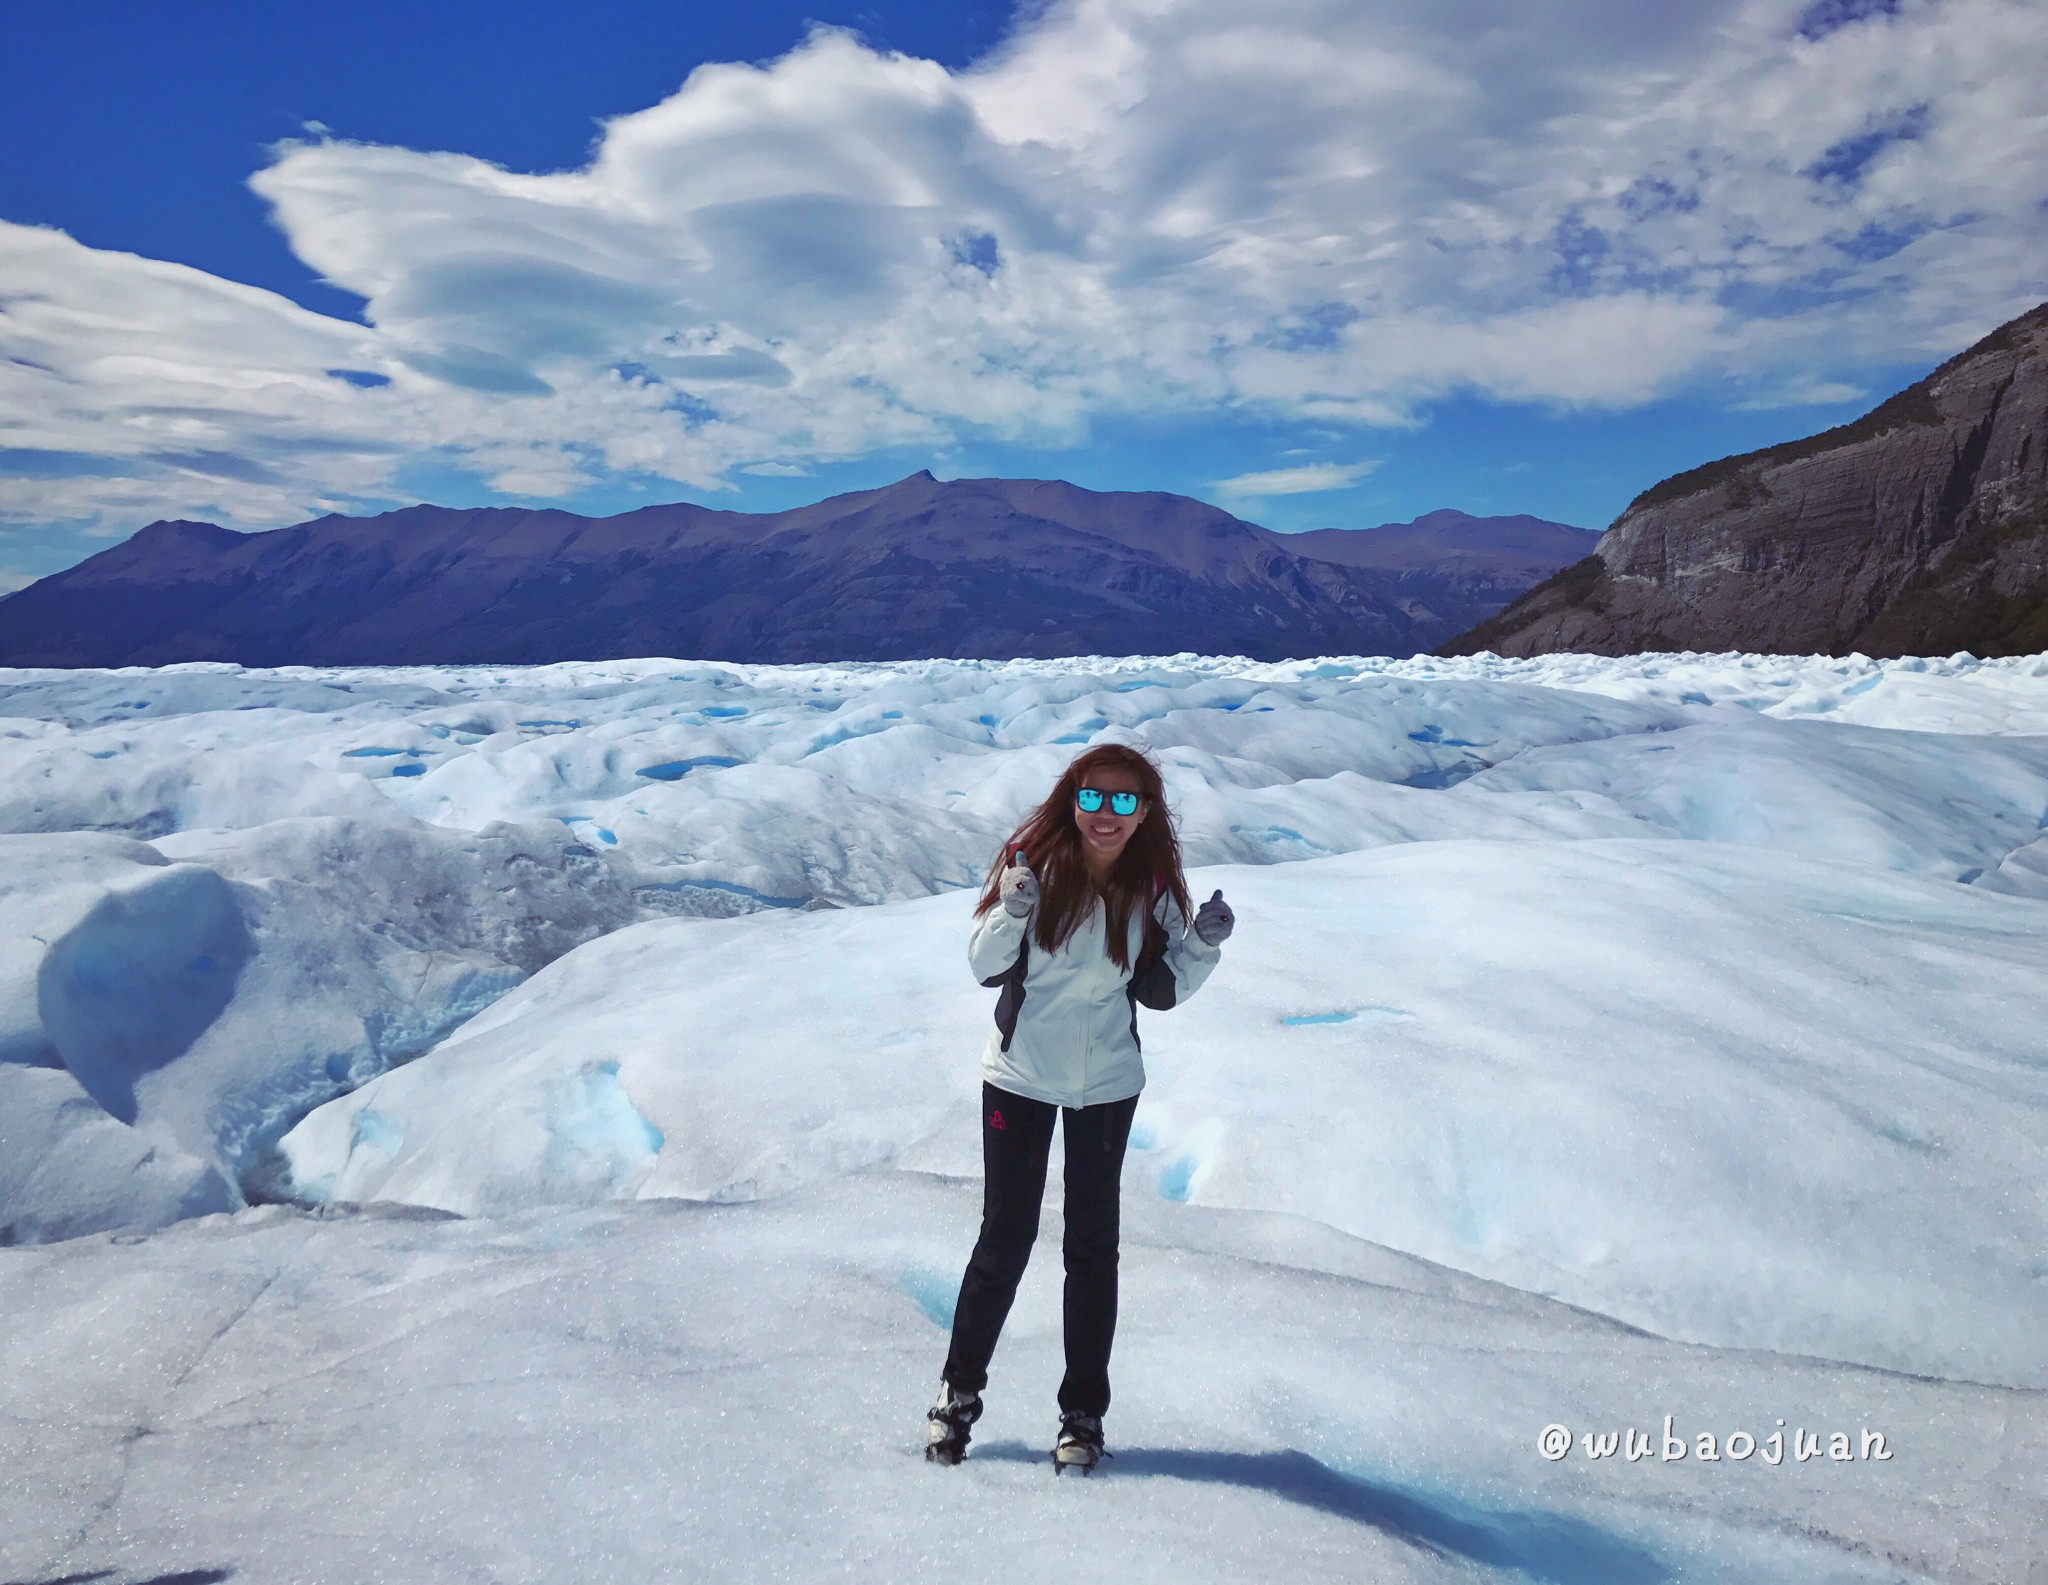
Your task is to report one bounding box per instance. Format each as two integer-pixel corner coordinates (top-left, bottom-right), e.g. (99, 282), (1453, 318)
(1000, 852), (1039, 918)
(1192, 888), (1235, 946)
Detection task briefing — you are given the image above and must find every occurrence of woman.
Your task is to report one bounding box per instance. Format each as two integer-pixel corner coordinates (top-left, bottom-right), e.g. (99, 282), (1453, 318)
(925, 743), (1234, 1474)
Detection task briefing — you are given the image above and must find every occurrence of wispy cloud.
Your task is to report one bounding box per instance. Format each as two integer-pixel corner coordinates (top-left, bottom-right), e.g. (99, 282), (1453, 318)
(1734, 378), (1868, 411)
(2, 0), (2045, 527)
(1213, 461), (1380, 499)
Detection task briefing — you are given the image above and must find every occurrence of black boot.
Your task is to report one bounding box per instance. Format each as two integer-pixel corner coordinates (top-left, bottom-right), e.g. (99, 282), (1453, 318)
(925, 1381), (982, 1464)
(1052, 1411), (1107, 1475)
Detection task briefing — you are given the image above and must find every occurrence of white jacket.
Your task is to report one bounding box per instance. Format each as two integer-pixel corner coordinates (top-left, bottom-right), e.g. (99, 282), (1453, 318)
(968, 890), (1221, 1109)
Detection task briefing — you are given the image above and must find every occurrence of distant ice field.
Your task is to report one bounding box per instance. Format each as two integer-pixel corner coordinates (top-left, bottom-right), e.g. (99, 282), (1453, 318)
(3, 649), (2046, 1580)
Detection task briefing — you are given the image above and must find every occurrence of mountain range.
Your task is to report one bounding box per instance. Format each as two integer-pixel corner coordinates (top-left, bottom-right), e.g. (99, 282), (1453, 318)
(8, 301), (2047, 669)
(0, 476), (1594, 666)
(1449, 301), (2048, 658)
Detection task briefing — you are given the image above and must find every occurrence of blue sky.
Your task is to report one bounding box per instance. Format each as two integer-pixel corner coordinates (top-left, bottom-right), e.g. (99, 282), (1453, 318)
(3, 0), (2044, 587)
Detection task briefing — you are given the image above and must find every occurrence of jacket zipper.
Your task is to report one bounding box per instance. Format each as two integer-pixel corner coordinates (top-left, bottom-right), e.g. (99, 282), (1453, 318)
(1079, 918), (1095, 1106)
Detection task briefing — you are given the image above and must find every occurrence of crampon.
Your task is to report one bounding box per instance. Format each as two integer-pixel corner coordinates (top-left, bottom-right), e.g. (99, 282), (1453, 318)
(1051, 1411), (1109, 1475)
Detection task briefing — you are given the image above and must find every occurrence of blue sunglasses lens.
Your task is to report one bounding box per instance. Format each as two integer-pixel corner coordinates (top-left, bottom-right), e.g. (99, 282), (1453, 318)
(1076, 788), (1140, 816)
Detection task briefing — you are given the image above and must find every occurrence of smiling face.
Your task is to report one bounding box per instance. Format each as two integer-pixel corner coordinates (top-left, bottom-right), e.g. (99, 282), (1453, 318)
(1072, 764), (1148, 879)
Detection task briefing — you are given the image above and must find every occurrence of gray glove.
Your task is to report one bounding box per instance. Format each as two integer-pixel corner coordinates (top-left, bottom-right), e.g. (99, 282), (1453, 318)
(1193, 889), (1234, 946)
(1000, 854), (1039, 918)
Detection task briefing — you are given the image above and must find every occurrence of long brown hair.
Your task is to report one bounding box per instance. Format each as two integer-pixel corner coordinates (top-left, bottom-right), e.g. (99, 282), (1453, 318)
(974, 743), (1193, 970)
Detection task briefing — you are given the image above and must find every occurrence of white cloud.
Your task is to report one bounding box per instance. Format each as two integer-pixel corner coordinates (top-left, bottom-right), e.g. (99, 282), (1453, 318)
(3, 0), (2045, 528)
(1212, 461), (1380, 498)
(1735, 377), (1870, 410)
(0, 220), (402, 531)
(738, 461), (812, 477)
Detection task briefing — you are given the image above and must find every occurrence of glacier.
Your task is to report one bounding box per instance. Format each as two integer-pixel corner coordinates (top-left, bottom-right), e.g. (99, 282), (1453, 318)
(2, 647), (2045, 1582)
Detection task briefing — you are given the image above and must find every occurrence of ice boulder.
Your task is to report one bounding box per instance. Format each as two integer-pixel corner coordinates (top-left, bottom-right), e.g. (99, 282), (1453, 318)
(0, 816), (671, 1242)
(0, 834), (242, 1240)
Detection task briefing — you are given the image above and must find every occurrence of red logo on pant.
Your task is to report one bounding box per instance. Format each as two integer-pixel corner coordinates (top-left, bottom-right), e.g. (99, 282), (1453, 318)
(989, 1109), (1006, 1130)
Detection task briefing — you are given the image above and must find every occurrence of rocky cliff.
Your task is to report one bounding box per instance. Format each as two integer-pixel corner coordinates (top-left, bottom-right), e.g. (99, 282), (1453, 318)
(0, 475), (1588, 667)
(1445, 302), (2048, 658)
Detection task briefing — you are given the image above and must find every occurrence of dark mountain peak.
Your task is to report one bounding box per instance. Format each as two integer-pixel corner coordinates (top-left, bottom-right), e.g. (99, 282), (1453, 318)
(764, 470), (952, 534)
(864, 467), (948, 497)
(850, 468), (941, 505)
(1366, 507), (1592, 536)
(48, 518), (247, 587)
(1285, 511), (1595, 574)
(119, 518), (248, 560)
(1446, 300), (2048, 658)
(132, 517), (242, 544)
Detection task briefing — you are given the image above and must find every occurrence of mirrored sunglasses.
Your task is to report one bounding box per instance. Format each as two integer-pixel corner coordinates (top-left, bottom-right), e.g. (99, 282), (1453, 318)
(1075, 787), (1142, 816)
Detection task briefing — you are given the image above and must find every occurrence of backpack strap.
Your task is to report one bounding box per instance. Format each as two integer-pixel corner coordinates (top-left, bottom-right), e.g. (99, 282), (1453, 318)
(1128, 886), (1178, 1019)
(988, 929), (1030, 1052)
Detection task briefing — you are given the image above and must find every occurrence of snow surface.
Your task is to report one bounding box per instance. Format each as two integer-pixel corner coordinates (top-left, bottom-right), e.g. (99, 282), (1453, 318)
(280, 839), (2048, 1387)
(4, 648), (2047, 1580)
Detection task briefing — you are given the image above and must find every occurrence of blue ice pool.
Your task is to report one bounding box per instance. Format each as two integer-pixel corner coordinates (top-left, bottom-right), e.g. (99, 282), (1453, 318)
(638, 755), (743, 780)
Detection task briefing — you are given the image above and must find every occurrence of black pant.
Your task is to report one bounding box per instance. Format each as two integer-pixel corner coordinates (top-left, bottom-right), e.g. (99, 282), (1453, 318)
(942, 1081), (1139, 1418)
